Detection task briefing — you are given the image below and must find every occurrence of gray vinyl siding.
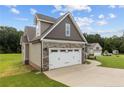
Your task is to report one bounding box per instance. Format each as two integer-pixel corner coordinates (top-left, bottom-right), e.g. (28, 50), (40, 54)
(45, 16), (84, 41)
(40, 21), (52, 34)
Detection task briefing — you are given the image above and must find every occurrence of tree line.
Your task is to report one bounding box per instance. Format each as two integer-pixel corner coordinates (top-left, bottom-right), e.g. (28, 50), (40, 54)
(0, 26), (124, 53)
(0, 26), (23, 53)
(84, 33), (124, 53)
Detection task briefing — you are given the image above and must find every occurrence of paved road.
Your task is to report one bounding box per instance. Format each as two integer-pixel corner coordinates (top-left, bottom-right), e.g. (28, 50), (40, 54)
(44, 60), (124, 87)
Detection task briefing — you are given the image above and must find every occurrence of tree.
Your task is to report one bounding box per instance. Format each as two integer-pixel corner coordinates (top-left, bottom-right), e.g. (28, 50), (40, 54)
(119, 43), (124, 53)
(0, 26), (23, 53)
(83, 33), (124, 53)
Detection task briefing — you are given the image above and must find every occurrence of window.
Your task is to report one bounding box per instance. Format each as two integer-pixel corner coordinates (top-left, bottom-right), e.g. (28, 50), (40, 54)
(74, 49), (79, 52)
(65, 23), (71, 37)
(60, 50), (66, 52)
(96, 47), (99, 50)
(68, 50), (73, 52)
(36, 21), (41, 36)
(51, 50), (58, 52)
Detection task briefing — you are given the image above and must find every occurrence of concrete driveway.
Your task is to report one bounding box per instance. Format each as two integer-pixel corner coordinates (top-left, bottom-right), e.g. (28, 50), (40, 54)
(44, 60), (124, 87)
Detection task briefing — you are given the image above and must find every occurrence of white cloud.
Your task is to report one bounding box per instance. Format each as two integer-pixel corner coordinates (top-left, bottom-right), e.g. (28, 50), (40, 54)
(98, 29), (124, 37)
(80, 26), (95, 34)
(52, 5), (92, 13)
(109, 13), (116, 19)
(97, 20), (108, 26)
(10, 8), (20, 14)
(119, 5), (124, 8)
(90, 15), (94, 17)
(54, 5), (62, 11)
(30, 8), (37, 15)
(15, 17), (28, 21)
(109, 5), (116, 8)
(5, 5), (20, 14)
(5, 5), (17, 8)
(59, 12), (65, 16)
(98, 14), (105, 19)
(65, 5), (92, 12)
(74, 16), (95, 34)
(75, 17), (94, 27)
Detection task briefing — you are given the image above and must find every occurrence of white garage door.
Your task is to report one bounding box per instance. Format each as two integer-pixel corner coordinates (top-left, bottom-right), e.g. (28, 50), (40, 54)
(94, 51), (102, 56)
(49, 48), (82, 69)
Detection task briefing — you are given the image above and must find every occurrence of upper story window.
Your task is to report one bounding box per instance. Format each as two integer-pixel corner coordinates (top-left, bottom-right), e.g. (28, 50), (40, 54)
(36, 21), (41, 37)
(65, 23), (71, 37)
(96, 47), (99, 50)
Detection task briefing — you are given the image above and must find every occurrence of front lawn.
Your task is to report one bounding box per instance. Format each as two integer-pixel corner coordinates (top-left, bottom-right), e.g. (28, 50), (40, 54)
(0, 54), (31, 77)
(96, 55), (124, 69)
(0, 71), (66, 87)
(0, 54), (67, 87)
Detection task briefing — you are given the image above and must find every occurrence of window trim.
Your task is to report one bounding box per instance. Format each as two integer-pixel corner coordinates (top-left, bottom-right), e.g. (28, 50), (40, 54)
(36, 21), (41, 37)
(65, 23), (71, 37)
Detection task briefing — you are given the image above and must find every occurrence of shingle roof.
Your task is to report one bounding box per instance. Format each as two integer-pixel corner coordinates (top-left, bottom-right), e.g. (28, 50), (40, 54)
(20, 36), (28, 44)
(25, 26), (36, 41)
(36, 13), (56, 23)
(21, 26), (36, 44)
(87, 43), (99, 48)
(22, 12), (87, 43)
(31, 13), (68, 42)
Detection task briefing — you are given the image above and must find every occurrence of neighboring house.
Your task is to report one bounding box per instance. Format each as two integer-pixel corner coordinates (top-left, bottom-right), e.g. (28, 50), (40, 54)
(112, 50), (119, 55)
(87, 43), (102, 56)
(20, 12), (87, 71)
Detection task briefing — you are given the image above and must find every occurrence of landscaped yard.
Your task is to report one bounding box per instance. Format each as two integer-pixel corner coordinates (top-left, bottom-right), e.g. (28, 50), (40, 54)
(96, 54), (124, 69)
(0, 54), (67, 87)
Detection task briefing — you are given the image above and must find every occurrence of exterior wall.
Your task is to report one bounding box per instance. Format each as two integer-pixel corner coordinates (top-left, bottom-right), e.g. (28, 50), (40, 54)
(21, 43), (25, 64)
(87, 48), (102, 56)
(45, 16), (84, 41)
(42, 41), (85, 71)
(40, 21), (52, 34)
(94, 51), (102, 56)
(93, 43), (102, 50)
(21, 43), (29, 64)
(87, 43), (102, 56)
(29, 43), (41, 70)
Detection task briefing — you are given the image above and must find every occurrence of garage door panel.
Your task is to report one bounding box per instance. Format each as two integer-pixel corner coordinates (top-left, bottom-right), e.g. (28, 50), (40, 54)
(49, 48), (82, 69)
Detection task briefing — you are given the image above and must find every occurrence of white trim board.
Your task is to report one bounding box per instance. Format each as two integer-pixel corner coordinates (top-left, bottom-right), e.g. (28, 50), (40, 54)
(37, 19), (54, 24)
(43, 39), (86, 44)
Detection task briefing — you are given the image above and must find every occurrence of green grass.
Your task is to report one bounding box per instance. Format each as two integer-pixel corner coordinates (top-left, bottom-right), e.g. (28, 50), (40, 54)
(96, 55), (124, 69)
(0, 54), (67, 87)
(0, 71), (66, 87)
(0, 54), (31, 77)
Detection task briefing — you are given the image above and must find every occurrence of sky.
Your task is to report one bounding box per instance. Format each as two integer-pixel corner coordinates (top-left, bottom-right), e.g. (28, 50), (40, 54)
(0, 5), (124, 37)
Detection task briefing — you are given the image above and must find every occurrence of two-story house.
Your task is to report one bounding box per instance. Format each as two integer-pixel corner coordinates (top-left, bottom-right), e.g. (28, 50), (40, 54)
(20, 12), (87, 71)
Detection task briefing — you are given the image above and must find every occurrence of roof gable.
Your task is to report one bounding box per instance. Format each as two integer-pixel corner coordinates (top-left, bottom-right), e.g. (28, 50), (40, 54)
(35, 13), (56, 24)
(40, 12), (87, 43)
(88, 43), (102, 49)
(45, 15), (84, 41)
(94, 43), (102, 49)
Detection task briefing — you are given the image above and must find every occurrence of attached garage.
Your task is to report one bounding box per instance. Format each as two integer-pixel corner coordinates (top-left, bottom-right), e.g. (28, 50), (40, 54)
(21, 12), (87, 71)
(49, 48), (82, 69)
(94, 51), (102, 56)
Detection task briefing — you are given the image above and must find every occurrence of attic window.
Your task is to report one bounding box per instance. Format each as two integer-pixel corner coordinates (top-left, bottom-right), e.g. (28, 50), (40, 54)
(65, 23), (71, 37)
(96, 47), (99, 50)
(36, 21), (41, 36)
